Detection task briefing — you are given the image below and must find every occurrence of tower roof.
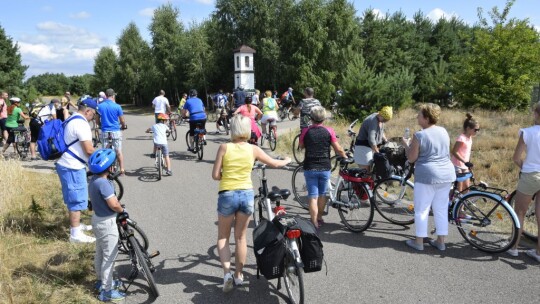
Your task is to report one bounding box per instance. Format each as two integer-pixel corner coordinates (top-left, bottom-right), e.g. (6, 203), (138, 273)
(233, 45), (256, 54)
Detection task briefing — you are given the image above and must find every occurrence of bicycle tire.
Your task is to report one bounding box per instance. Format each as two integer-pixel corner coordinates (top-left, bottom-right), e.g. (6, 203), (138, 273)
(119, 220), (149, 254)
(291, 166), (309, 209)
(216, 118), (226, 133)
(225, 119), (230, 135)
(283, 246), (305, 304)
(170, 123), (177, 141)
(157, 149), (162, 180)
(14, 133), (29, 159)
(507, 190), (538, 242)
(269, 127), (277, 151)
(373, 177), (415, 225)
(260, 131), (266, 147)
(455, 193), (519, 253)
(129, 235), (159, 298)
(197, 136), (204, 160)
(110, 176), (124, 201)
(185, 131), (192, 150)
(337, 183), (375, 232)
(292, 134), (304, 164)
(278, 108), (286, 121)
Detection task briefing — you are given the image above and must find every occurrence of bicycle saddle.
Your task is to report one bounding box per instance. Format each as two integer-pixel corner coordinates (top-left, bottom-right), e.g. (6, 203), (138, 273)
(13, 126), (27, 132)
(342, 168), (369, 178)
(338, 157), (354, 164)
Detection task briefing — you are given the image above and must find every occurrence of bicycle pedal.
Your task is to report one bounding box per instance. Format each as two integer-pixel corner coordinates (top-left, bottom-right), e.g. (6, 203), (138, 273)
(149, 250), (160, 259)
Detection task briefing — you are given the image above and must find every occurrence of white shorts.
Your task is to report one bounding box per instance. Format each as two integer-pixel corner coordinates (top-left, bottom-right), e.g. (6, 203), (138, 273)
(353, 145), (373, 166)
(261, 114), (278, 125)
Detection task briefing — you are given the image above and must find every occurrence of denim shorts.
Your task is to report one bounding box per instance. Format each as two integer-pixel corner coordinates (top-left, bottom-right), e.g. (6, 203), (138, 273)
(304, 170), (331, 198)
(155, 143), (169, 156)
(100, 131), (122, 151)
(56, 163), (88, 211)
(217, 189), (254, 216)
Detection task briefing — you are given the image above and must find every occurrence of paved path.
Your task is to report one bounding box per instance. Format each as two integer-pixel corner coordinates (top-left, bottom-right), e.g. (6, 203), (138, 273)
(22, 112), (540, 304)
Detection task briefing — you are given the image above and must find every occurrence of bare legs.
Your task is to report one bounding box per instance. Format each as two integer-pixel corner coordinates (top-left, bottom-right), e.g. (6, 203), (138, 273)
(217, 212), (251, 279)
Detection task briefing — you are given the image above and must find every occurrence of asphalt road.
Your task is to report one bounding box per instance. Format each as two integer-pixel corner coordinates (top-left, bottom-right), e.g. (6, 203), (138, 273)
(23, 112), (540, 304)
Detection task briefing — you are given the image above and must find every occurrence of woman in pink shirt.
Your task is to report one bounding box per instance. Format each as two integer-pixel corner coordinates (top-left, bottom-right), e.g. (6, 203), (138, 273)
(451, 113), (479, 192)
(233, 96), (262, 144)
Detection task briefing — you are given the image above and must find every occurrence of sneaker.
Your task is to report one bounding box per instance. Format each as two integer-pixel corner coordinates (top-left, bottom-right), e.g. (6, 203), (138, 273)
(79, 223), (93, 231)
(69, 234), (96, 244)
(203, 140), (207, 145)
(405, 239), (424, 251)
(428, 239), (446, 251)
(98, 289), (125, 302)
(223, 272), (234, 293)
(166, 170), (172, 176)
(150, 153), (156, 158)
(234, 274), (244, 286)
(526, 249), (540, 262)
(507, 248), (519, 257)
(94, 280), (123, 292)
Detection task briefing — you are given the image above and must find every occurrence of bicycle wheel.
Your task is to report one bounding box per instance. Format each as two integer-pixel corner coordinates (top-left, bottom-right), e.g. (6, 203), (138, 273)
(288, 109), (295, 121)
(216, 118), (226, 133)
(337, 183), (375, 232)
(208, 110), (217, 122)
(292, 166), (309, 209)
(292, 134), (304, 164)
(129, 235), (159, 297)
(269, 127), (277, 151)
(373, 177), (415, 225)
(197, 136), (204, 160)
(110, 176), (124, 201)
(185, 131), (192, 150)
(157, 149), (162, 180)
(225, 119), (230, 135)
(119, 220), (149, 254)
(259, 131), (266, 147)
(455, 193), (519, 253)
(283, 247), (305, 304)
(170, 123), (177, 141)
(507, 190), (538, 241)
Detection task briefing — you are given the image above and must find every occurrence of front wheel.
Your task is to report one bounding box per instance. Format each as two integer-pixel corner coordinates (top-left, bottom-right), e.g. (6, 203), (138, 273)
(337, 183), (375, 232)
(373, 177), (415, 225)
(455, 194), (519, 253)
(185, 131), (192, 150)
(129, 235), (159, 298)
(110, 176), (124, 201)
(119, 220), (149, 254)
(507, 190), (538, 241)
(291, 166), (309, 209)
(283, 249), (304, 304)
(269, 127), (277, 151)
(292, 134), (304, 165)
(157, 149), (162, 180)
(170, 124), (177, 141)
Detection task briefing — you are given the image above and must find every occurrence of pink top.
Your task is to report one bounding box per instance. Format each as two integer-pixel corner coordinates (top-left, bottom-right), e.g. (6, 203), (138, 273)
(299, 124), (338, 144)
(237, 104), (259, 119)
(0, 98), (7, 119)
(451, 133), (472, 169)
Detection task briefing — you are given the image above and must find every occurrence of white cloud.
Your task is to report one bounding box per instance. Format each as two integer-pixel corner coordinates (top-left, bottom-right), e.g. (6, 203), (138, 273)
(35, 21), (103, 47)
(18, 42), (61, 60)
(195, 0), (213, 4)
(535, 25), (540, 33)
(69, 11), (91, 19)
(427, 8), (459, 22)
(371, 9), (385, 20)
(139, 7), (156, 17)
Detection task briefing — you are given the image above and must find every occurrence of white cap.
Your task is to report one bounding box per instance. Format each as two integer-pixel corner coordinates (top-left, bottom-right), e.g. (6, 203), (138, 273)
(99, 91), (106, 97)
(9, 97), (21, 102)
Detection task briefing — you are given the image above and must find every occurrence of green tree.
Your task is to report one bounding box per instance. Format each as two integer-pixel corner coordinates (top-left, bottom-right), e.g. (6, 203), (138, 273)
(92, 47), (117, 93)
(0, 24), (27, 94)
(69, 74), (93, 96)
(25, 73), (71, 96)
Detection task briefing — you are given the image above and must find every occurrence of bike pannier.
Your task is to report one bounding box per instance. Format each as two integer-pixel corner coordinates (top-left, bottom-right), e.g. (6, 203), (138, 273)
(278, 216), (324, 273)
(253, 219), (286, 280)
(373, 152), (394, 180)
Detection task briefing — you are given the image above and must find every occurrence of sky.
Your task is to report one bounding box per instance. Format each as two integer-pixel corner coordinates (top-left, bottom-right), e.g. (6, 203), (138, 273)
(1, 0), (539, 79)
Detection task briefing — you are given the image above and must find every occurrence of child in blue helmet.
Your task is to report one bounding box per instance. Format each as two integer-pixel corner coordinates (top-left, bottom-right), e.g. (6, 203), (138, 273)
(88, 148), (126, 302)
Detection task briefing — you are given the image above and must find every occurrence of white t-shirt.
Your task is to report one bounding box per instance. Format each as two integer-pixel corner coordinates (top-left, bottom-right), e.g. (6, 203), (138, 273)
(37, 104), (56, 123)
(152, 123), (169, 145)
(152, 96), (170, 114)
(520, 125), (540, 173)
(57, 113), (92, 170)
(252, 94), (259, 105)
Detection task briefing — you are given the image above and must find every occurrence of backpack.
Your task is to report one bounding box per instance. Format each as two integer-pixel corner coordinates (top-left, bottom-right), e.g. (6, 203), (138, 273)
(37, 115), (86, 163)
(373, 152), (394, 179)
(280, 91), (289, 102)
(253, 219), (286, 280)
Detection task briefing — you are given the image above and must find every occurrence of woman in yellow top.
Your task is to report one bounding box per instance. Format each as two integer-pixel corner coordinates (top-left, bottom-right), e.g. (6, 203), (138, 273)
(212, 115), (290, 292)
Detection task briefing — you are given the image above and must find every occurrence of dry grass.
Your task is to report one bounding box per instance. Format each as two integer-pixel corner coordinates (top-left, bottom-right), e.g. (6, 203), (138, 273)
(0, 160), (98, 304)
(276, 107), (529, 192)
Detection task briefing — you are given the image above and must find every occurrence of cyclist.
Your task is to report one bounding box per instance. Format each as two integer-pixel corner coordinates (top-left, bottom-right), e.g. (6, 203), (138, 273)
(152, 90), (171, 123)
(232, 86), (246, 111)
(1, 97), (29, 156)
(88, 148), (126, 302)
(182, 89), (207, 152)
(298, 87), (321, 131)
(251, 89), (260, 107)
(146, 113), (172, 176)
(279, 87), (295, 117)
(214, 90), (229, 134)
(233, 96), (262, 145)
(260, 90), (278, 139)
(96, 89), (127, 175)
(353, 105), (393, 172)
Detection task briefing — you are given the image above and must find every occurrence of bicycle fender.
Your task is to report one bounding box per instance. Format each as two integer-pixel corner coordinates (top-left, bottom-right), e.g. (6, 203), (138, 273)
(453, 191), (520, 229)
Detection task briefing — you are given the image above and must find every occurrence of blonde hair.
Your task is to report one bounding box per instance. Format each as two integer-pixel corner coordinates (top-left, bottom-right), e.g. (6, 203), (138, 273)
(265, 90), (272, 97)
(230, 115), (251, 141)
(255, 89), (260, 95)
(418, 103), (441, 125)
(310, 106), (326, 123)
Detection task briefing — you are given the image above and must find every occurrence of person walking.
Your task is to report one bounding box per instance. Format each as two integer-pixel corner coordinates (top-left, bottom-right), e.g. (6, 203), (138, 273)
(232, 86), (246, 111)
(212, 115), (290, 292)
(0, 91), (9, 146)
(152, 90), (170, 123)
(401, 103), (456, 251)
(509, 103), (540, 260)
(353, 106), (393, 172)
(96, 89), (127, 174)
(56, 99), (97, 243)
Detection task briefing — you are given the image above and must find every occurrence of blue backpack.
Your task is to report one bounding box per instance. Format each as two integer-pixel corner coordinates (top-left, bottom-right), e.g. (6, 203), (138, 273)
(37, 115), (86, 163)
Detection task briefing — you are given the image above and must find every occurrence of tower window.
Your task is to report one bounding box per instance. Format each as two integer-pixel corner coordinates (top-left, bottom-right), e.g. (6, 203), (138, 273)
(245, 56), (250, 68)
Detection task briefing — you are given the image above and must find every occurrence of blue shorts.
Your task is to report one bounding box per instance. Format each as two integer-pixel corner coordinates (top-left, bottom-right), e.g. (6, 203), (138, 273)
(155, 143), (169, 156)
(56, 163), (88, 211)
(304, 170), (331, 199)
(217, 190), (254, 216)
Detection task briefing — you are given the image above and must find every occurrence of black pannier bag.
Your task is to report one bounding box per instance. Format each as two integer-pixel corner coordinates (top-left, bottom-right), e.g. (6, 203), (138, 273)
(253, 219), (286, 279)
(373, 152), (394, 179)
(380, 142), (407, 171)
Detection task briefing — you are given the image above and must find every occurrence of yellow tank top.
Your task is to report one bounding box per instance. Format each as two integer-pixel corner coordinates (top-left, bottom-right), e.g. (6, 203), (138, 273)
(219, 143), (254, 191)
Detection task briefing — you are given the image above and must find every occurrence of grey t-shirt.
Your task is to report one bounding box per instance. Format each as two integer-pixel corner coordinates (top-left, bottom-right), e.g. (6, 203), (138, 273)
(414, 125), (456, 184)
(89, 175), (116, 217)
(355, 113), (384, 147)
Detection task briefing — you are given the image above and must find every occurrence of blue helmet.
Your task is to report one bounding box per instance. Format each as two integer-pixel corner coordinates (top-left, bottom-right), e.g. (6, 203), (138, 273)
(89, 149), (117, 174)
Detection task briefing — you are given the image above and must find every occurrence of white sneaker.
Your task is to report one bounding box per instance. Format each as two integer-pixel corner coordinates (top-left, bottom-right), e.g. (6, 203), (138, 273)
(79, 223), (93, 231)
(234, 274), (244, 286)
(507, 248), (518, 257)
(70, 234), (96, 243)
(223, 272), (234, 292)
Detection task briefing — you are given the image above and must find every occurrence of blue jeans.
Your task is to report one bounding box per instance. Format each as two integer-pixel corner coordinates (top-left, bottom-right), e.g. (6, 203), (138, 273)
(217, 190), (254, 216)
(304, 170), (331, 198)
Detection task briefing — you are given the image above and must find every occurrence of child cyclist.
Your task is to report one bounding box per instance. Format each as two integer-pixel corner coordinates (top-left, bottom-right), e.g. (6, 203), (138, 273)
(146, 113), (172, 176)
(88, 148), (126, 302)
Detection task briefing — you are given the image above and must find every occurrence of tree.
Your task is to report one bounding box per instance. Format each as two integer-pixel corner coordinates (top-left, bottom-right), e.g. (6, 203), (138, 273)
(0, 24), (27, 94)
(69, 74), (93, 96)
(25, 73), (72, 96)
(92, 47), (117, 94)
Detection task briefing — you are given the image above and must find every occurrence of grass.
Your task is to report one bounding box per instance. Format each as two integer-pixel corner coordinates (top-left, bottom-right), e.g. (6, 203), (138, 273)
(0, 160), (98, 304)
(275, 107), (528, 192)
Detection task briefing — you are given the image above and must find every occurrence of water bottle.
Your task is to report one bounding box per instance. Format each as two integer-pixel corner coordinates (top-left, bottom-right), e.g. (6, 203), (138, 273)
(404, 128), (410, 139)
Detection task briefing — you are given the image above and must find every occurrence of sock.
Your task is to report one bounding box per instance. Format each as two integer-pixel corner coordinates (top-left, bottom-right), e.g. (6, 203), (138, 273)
(70, 225), (82, 237)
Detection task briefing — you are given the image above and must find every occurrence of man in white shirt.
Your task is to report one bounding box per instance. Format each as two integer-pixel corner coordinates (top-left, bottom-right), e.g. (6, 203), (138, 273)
(56, 99), (96, 243)
(37, 99), (59, 123)
(152, 90), (171, 123)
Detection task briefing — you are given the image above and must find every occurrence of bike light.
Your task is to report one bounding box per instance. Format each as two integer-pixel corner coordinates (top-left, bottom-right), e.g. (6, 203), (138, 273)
(286, 229), (301, 239)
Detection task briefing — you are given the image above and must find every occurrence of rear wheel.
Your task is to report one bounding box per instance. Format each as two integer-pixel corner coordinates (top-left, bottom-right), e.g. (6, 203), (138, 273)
(170, 123), (177, 141)
(283, 247), (304, 304)
(291, 166), (309, 209)
(118, 220), (149, 254)
(217, 117), (226, 133)
(288, 108), (295, 121)
(292, 134), (304, 164)
(507, 190), (538, 241)
(197, 136), (204, 160)
(373, 177), (415, 225)
(15, 133), (29, 159)
(129, 235), (159, 298)
(337, 182), (375, 232)
(269, 127), (277, 151)
(455, 194), (519, 253)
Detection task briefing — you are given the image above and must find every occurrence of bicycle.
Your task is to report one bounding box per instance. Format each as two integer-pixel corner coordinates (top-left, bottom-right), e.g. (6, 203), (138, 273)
(215, 107), (230, 135)
(260, 118), (278, 151)
(252, 162), (304, 304)
(102, 131), (122, 175)
(116, 211), (160, 298)
(185, 123), (206, 160)
(12, 123), (30, 159)
(277, 102), (296, 121)
(506, 190), (538, 242)
(90, 119), (101, 148)
(291, 157), (375, 232)
(166, 113), (178, 141)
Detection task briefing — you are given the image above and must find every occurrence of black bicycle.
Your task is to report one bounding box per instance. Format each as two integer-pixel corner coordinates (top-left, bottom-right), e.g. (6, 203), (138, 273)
(185, 123), (206, 160)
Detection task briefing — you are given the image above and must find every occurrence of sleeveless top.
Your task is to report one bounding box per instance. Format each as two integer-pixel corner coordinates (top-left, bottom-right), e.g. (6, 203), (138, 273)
(219, 143), (254, 191)
(520, 125), (540, 173)
(451, 133), (472, 169)
(300, 125), (338, 171)
(414, 125), (456, 184)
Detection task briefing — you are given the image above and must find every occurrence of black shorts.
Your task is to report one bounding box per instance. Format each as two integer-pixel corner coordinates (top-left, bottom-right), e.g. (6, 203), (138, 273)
(0, 118), (6, 132)
(6, 126), (15, 144)
(30, 120), (41, 143)
(189, 119), (207, 136)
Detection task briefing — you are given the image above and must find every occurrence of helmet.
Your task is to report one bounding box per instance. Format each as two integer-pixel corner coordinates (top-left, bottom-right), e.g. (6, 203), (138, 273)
(379, 106), (393, 121)
(89, 149), (117, 174)
(157, 113), (169, 121)
(9, 97), (21, 103)
(189, 89), (197, 97)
